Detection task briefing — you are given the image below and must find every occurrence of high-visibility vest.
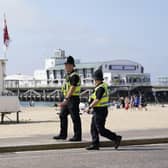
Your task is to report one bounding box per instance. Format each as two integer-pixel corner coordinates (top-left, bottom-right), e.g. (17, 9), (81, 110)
(90, 82), (109, 107)
(62, 71), (81, 97)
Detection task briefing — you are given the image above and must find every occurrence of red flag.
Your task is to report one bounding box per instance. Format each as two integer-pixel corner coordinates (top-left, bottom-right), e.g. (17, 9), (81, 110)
(3, 16), (10, 48)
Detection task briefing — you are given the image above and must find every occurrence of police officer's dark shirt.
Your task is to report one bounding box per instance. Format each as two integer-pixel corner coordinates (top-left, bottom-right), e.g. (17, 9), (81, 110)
(69, 71), (80, 87)
(67, 71), (80, 100)
(90, 82), (106, 109)
(96, 85), (105, 100)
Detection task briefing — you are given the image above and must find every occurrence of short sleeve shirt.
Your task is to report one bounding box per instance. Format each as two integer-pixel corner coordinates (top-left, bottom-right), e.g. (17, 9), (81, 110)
(96, 86), (105, 100)
(69, 71), (80, 86)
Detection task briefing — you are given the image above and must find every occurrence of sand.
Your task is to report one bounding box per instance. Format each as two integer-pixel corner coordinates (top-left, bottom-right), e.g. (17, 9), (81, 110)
(0, 105), (168, 138)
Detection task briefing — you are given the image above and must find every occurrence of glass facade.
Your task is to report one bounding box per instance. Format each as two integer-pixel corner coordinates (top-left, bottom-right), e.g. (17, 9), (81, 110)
(109, 65), (136, 71)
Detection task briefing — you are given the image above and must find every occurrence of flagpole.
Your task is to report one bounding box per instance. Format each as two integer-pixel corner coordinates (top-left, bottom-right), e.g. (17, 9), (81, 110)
(4, 48), (7, 60)
(2, 13), (9, 95)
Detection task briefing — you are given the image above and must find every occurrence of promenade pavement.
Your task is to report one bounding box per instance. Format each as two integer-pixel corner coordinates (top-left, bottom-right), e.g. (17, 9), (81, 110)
(0, 105), (168, 152)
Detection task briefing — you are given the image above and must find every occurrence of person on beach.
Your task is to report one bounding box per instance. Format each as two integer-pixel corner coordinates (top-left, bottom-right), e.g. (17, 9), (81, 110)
(134, 95), (140, 109)
(53, 56), (82, 141)
(124, 96), (130, 110)
(120, 97), (125, 108)
(85, 68), (122, 150)
(139, 94), (148, 111)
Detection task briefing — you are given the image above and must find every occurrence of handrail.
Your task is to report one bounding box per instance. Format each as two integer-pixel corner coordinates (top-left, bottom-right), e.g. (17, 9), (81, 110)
(4, 79), (151, 89)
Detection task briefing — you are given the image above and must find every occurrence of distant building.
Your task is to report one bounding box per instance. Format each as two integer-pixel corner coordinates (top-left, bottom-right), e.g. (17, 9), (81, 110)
(158, 77), (168, 85)
(5, 74), (34, 88)
(101, 60), (150, 86)
(46, 56), (151, 86)
(45, 49), (66, 70)
(44, 49), (80, 70)
(47, 63), (98, 86)
(4, 49), (151, 88)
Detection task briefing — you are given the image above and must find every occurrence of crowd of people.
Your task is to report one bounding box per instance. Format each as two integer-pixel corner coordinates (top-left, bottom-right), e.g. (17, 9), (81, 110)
(117, 94), (147, 110)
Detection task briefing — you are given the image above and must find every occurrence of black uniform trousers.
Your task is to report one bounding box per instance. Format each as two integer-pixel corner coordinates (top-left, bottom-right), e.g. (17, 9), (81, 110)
(91, 107), (117, 146)
(59, 96), (82, 139)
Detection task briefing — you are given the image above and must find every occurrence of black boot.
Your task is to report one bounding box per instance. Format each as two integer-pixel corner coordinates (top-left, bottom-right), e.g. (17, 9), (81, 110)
(68, 137), (82, 141)
(86, 144), (99, 150)
(114, 136), (122, 149)
(53, 135), (66, 140)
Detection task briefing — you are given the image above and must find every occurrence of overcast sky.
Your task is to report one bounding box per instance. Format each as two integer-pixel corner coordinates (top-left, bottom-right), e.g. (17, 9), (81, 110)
(0, 0), (168, 82)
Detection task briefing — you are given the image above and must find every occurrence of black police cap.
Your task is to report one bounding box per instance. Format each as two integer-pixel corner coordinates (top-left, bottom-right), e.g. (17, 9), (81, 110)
(64, 56), (75, 66)
(93, 68), (104, 81)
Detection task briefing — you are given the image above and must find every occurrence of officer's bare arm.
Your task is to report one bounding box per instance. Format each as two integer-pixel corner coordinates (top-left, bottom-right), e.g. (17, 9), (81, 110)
(89, 99), (100, 109)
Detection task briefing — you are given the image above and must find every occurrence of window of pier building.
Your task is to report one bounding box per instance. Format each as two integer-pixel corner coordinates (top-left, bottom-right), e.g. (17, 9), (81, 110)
(56, 70), (62, 79)
(77, 69), (84, 78)
(49, 71), (54, 80)
(109, 65), (137, 71)
(86, 68), (93, 78)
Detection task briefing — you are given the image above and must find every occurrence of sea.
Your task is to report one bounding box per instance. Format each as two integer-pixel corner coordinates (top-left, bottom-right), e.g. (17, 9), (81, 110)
(20, 101), (56, 107)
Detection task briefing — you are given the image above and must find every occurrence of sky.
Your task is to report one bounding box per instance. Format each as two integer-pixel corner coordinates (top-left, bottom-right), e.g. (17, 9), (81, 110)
(0, 0), (168, 83)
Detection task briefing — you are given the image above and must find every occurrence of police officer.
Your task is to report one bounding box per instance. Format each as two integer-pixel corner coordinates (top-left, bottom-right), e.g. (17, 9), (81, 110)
(53, 56), (82, 141)
(85, 68), (122, 150)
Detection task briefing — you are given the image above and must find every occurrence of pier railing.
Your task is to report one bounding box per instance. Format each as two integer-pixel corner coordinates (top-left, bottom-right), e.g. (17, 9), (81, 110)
(4, 80), (95, 89)
(4, 79), (151, 89)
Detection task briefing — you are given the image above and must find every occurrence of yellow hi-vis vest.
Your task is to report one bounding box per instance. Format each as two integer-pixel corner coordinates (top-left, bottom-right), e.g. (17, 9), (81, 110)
(90, 82), (109, 107)
(62, 71), (81, 97)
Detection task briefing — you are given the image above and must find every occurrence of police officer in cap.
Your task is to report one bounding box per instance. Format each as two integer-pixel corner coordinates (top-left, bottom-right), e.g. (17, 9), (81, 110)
(85, 68), (122, 150)
(53, 56), (82, 141)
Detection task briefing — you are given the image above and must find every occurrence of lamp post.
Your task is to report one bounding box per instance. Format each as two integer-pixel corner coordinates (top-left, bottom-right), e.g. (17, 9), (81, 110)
(0, 59), (7, 95)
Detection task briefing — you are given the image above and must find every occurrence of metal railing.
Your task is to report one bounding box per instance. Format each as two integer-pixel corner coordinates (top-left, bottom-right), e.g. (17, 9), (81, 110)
(4, 79), (152, 89)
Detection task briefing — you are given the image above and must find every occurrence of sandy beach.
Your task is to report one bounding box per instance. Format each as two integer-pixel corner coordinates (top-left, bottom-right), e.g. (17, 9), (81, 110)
(0, 104), (168, 138)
